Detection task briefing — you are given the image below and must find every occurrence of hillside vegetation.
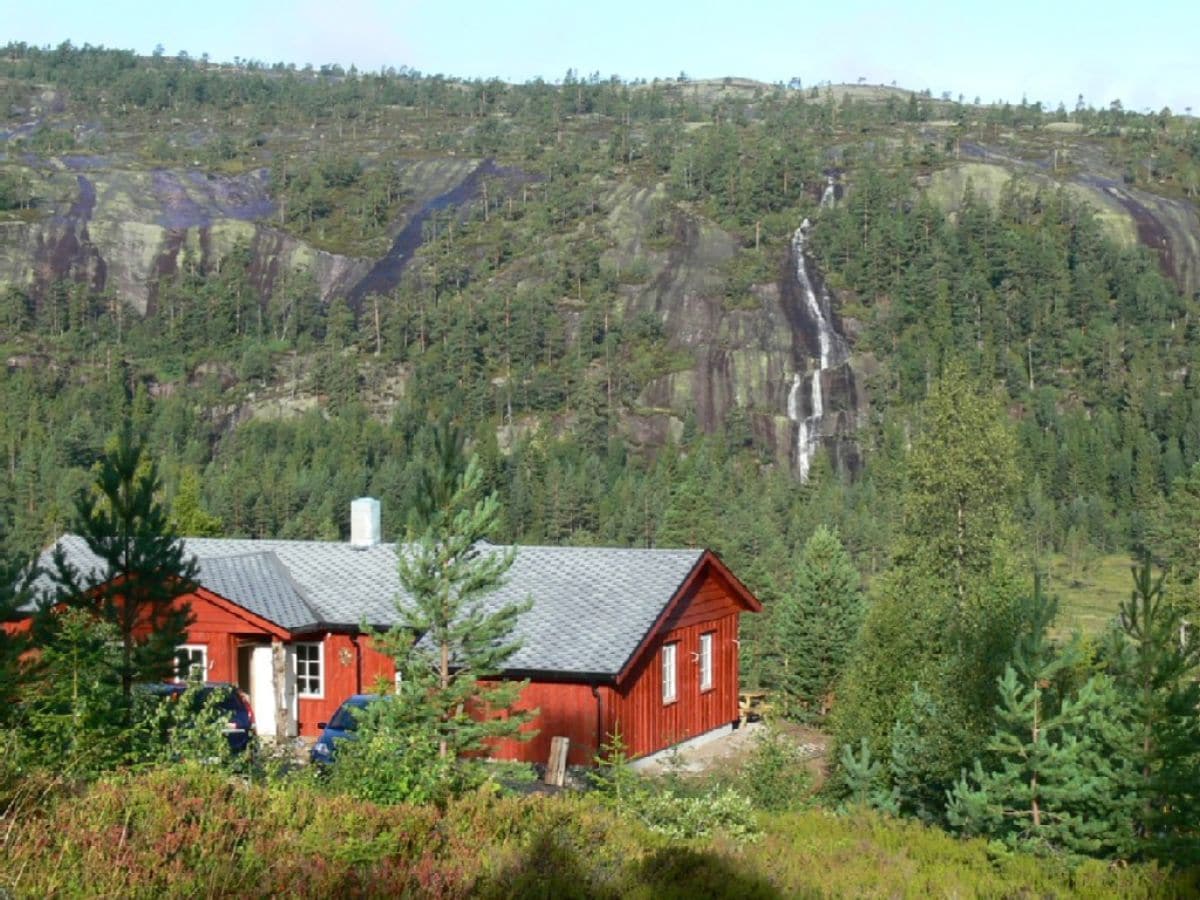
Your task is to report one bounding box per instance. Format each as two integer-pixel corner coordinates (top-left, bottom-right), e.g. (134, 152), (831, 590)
(1, 45), (1198, 598)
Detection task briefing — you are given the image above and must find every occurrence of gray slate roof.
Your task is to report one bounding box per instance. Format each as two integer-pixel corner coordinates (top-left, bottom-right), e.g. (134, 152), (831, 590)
(37, 535), (707, 678)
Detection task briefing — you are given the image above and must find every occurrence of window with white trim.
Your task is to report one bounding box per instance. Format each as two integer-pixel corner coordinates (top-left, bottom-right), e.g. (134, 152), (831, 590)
(295, 643), (323, 697)
(699, 632), (714, 692)
(662, 642), (677, 704)
(176, 644), (207, 683)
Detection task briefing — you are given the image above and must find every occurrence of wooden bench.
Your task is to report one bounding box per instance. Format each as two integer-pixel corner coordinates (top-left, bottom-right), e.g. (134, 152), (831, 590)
(738, 690), (771, 725)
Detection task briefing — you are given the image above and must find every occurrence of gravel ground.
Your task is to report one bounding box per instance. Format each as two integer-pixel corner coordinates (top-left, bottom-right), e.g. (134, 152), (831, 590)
(633, 721), (829, 780)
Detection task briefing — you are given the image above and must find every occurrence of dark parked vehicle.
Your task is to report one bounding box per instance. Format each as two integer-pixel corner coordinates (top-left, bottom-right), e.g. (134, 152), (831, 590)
(310, 694), (380, 764)
(142, 681), (257, 754)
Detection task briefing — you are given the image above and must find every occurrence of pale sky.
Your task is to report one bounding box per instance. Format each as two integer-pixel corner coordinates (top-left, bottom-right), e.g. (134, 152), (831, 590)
(4, 0), (1198, 114)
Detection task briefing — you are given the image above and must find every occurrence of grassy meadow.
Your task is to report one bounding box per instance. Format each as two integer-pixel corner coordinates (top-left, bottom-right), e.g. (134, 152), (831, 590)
(1045, 553), (1134, 637)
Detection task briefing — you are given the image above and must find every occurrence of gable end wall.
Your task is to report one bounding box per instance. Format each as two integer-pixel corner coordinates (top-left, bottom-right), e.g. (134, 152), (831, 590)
(608, 567), (744, 758)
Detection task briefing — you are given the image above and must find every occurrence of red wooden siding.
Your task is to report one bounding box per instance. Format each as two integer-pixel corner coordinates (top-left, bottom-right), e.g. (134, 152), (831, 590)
(487, 682), (608, 767)
(359, 637), (397, 690)
(293, 634), (396, 735)
(180, 588), (278, 685)
(609, 613), (740, 758)
(19, 550), (758, 758)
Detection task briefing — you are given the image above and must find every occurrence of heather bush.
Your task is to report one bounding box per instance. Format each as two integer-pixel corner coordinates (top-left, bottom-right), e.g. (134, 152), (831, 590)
(2, 767), (1195, 898)
(747, 808), (1194, 899)
(1, 766), (467, 897)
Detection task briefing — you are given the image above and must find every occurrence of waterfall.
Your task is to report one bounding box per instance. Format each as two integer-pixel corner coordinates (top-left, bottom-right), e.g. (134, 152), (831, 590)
(786, 219), (848, 481)
(820, 176), (837, 209)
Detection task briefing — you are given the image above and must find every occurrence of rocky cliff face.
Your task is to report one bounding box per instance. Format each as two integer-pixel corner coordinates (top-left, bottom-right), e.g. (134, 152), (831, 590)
(0, 155), (488, 313)
(606, 183), (867, 474)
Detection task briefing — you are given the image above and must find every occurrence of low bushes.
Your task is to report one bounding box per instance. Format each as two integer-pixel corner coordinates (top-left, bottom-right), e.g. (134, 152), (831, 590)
(2, 766), (1195, 898)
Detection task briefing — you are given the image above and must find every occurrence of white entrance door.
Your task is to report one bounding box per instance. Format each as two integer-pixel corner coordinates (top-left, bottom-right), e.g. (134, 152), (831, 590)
(248, 643), (299, 738)
(250, 645), (276, 737)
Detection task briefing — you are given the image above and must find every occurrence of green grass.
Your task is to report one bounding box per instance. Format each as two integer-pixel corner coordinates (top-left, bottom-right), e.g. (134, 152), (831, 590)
(1045, 552), (1134, 636)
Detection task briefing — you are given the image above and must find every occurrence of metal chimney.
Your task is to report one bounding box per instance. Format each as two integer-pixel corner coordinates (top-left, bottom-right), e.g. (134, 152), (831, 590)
(350, 497), (382, 548)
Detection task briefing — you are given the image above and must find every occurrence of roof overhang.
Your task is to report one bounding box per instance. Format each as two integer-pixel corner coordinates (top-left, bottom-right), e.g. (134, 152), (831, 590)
(492, 668), (618, 684)
(191, 586), (292, 641)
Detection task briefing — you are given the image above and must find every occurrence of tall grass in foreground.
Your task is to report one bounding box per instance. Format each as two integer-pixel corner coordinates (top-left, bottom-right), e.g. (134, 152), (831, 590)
(1, 766), (1194, 898)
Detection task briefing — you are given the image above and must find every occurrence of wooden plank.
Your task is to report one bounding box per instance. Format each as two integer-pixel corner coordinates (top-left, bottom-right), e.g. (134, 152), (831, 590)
(545, 736), (569, 786)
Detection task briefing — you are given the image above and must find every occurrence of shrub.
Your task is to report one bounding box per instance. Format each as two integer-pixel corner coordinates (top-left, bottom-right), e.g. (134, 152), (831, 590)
(737, 725), (814, 812)
(589, 725), (643, 809)
(637, 788), (759, 843)
(322, 712), (455, 806)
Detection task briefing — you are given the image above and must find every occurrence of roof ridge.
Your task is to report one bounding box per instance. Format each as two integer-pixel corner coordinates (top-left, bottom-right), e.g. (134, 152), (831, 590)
(256, 549), (323, 625)
(198, 548), (294, 561)
(486, 542), (704, 553)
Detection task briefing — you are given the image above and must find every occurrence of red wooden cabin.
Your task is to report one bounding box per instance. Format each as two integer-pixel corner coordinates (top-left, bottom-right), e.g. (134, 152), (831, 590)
(30, 499), (761, 765)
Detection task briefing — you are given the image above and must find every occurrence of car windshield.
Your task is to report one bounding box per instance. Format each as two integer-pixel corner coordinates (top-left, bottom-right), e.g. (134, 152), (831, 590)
(327, 702), (367, 731)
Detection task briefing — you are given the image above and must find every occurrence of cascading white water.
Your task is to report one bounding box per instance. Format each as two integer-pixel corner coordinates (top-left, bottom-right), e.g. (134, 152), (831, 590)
(786, 219), (848, 481)
(820, 176), (837, 209)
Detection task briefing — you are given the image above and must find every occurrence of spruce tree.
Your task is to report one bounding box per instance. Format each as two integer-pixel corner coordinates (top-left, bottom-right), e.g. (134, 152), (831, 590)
(888, 683), (968, 824)
(52, 423), (199, 704)
(381, 454), (533, 759)
(169, 467), (223, 537)
(22, 608), (128, 772)
(764, 526), (862, 719)
(1148, 461), (1200, 618)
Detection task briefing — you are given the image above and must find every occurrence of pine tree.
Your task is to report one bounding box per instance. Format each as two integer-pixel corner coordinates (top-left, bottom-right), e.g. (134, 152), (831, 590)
(947, 581), (1139, 858)
(51, 423), (199, 705)
(406, 419), (468, 535)
(380, 454), (533, 759)
(1104, 559), (1200, 862)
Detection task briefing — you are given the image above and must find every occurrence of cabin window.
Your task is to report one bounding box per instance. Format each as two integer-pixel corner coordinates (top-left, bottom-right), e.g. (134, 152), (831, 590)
(699, 632), (714, 692)
(295, 643), (323, 697)
(662, 642), (678, 704)
(176, 644), (207, 683)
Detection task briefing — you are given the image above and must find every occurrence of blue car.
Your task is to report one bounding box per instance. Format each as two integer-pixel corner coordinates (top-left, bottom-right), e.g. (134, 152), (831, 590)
(310, 694), (380, 764)
(141, 681), (257, 755)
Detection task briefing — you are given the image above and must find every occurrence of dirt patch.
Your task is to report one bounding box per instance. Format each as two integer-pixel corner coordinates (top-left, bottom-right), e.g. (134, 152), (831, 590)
(634, 721), (831, 786)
